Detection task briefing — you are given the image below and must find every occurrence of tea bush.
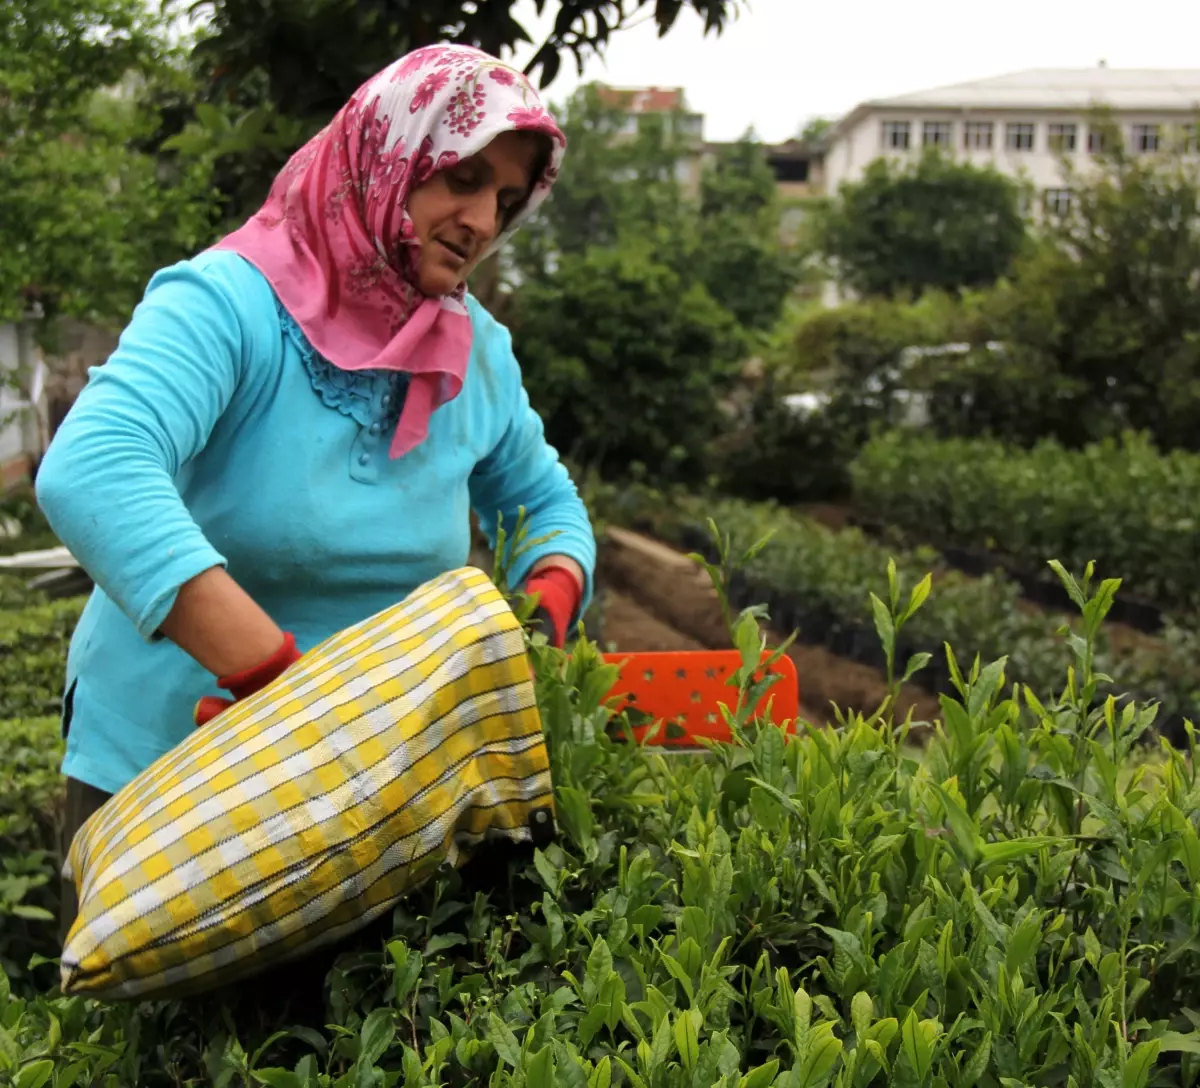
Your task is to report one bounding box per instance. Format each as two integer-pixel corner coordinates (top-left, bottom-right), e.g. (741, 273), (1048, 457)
(595, 488), (1200, 737)
(851, 430), (1200, 616)
(0, 716), (63, 986)
(0, 594), (85, 721)
(4, 530), (1200, 1087)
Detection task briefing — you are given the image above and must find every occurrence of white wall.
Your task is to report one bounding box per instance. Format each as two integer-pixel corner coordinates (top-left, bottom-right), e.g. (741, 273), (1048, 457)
(0, 320), (48, 477)
(824, 107), (1199, 197)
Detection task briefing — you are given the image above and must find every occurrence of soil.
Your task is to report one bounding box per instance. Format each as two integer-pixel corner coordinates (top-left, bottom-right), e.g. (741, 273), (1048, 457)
(597, 527), (943, 731)
(598, 589), (707, 654)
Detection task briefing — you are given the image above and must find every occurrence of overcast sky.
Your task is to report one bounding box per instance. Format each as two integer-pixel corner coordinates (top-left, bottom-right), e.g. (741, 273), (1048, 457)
(504, 0), (1200, 143)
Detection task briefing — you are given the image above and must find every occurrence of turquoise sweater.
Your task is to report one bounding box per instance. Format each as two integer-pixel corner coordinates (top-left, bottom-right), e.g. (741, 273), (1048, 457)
(35, 250), (595, 795)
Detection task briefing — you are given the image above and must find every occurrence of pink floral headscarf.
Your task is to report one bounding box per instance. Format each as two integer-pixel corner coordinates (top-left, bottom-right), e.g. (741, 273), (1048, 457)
(213, 44), (566, 458)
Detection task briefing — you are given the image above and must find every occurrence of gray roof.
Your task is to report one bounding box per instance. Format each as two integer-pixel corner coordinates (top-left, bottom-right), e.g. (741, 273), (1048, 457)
(867, 68), (1200, 112)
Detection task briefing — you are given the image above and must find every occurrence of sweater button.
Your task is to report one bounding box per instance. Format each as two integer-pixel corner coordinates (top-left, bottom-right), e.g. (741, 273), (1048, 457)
(358, 452), (370, 466)
(369, 422), (380, 436)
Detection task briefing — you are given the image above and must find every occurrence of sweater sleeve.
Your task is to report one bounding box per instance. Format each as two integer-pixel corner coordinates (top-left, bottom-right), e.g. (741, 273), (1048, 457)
(467, 312), (597, 615)
(35, 256), (259, 640)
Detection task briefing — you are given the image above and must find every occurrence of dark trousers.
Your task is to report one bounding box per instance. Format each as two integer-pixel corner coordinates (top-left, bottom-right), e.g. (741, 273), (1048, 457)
(59, 777), (113, 945)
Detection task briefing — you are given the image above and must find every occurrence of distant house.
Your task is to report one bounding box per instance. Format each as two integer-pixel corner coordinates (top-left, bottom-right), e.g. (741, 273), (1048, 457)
(593, 83), (708, 194)
(593, 84), (705, 141)
(822, 67), (1200, 211)
(0, 312), (49, 492)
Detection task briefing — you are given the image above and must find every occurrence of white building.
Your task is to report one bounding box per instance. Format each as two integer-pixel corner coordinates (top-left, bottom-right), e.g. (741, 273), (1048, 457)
(823, 68), (1200, 210)
(0, 316), (49, 491)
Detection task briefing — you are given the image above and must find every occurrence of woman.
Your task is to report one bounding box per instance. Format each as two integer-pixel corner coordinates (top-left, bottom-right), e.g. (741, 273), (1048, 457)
(36, 43), (596, 940)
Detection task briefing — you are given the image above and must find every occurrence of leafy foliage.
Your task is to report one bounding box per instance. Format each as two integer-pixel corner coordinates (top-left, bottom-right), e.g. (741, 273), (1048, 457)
(161, 0), (743, 223)
(814, 150), (1028, 299)
(831, 121), (1200, 456)
(694, 136), (801, 333)
(507, 89), (798, 486)
(6, 523), (1200, 1085)
(505, 86), (696, 285)
(590, 485), (1200, 736)
(511, 242), (744, 482)
(0, 597), (85, 722)
(0, 717), (64, 986)
(980, 119), (1200, 452)
(851, 429), (1200, 616)
(0, 0), (219, 324)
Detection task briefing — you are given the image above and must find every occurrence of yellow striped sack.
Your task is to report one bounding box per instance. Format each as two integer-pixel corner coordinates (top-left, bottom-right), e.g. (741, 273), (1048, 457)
(60, 566), (556, 1001)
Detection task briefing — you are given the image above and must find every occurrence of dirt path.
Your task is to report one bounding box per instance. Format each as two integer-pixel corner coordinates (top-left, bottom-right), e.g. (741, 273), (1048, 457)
(598, 589), (707, 653)
(598, 528), (942, 730)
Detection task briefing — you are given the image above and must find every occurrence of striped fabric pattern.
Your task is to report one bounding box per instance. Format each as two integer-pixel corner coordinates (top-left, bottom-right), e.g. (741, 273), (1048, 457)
(60, 566), (554, 1000)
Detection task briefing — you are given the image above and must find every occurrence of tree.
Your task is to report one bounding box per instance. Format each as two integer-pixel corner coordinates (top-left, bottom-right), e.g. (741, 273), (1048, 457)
(161, 0), (745, 223)
(982, 118), (1200, 450)
(694, 136), (800, 331)
(815, 149), (1027, 299)
(510, 242), (743, 482)
(504, 84), (694, 287)
(797, 117), (833, 144)
(0, 0), (218, 325)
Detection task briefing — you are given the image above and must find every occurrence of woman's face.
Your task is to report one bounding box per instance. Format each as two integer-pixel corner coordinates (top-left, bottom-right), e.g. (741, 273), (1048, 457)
(406, 130), (542, 296)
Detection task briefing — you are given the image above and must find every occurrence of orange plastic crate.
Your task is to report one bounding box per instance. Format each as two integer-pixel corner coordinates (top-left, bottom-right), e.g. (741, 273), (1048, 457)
(601, 650), (800, 747)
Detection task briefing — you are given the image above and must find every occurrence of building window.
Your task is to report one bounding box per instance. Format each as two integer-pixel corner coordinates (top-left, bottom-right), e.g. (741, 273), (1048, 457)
(1132, 123), (1161, 153)
(1044, 188), (1073, 216)
(1006, 123), (1036, 151)
(1088, 126), (1117, 153)
(881, 120), (911, 150)
(963, 121), (994, 149)
(1047, 123), (1078, 151)
(771, 158), (810, 183)
(1183, 124), (1200, 154)
(923, 121), (952, 148)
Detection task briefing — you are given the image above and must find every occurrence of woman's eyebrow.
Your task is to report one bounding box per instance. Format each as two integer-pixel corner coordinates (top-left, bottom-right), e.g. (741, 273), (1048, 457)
(461, 155), (492, 182)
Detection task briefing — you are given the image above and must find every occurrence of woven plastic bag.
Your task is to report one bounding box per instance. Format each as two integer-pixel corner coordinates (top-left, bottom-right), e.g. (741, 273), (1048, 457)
(60, 566), (556, 1000)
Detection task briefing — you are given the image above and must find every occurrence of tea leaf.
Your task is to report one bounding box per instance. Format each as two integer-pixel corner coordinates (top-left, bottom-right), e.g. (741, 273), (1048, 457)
(359, 1009), (394, 1071)
(0, 1026), (18, 1073)
(253, 1072), (302, 1088)
(1158, 1031), (1200, 1054)
(870, 594), (895, 657)
(795, 1025), (843, 1088)
(488, 1014), (522, 1069)
(901, 1011), (932, 1082)
(14, 1061), (53, 1088)
(525, 1044), (555, 1088)
(960, 1032), (992, 1087)
(739, 1061), (779, 1088)
(534, 848), (562, 894)
(851, 992), (873, 1041)
(1123, 1040), (1161, 1088)
(588, 1057), (613, 1088)
(674, 1010), (700, 1070)
(585, 937), (614, 1004)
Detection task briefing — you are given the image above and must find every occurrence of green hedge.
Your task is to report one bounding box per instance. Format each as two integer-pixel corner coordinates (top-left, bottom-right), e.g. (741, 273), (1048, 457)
(0, 716), (64, 986)
(585, 482), (1200, 735)
(850, 430), (1200, 616)
(0, 594), (85, 720)
(5, 551), (1200, 1085)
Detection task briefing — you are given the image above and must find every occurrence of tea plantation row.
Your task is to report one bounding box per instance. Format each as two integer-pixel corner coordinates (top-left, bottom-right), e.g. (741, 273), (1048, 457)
(588, 481), (1200, 744)
(4, 519), (1200, 1085)
(850, 431), (1200, 622)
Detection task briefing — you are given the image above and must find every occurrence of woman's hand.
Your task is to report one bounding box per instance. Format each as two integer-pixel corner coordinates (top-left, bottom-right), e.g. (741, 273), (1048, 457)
(157, 567), (303, 725)
(524, 555), (584, 648)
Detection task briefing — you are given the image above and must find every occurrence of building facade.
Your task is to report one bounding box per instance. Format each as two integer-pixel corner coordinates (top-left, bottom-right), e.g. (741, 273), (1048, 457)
(822, 68), (1200, 208)
(0, 316), (49, 491)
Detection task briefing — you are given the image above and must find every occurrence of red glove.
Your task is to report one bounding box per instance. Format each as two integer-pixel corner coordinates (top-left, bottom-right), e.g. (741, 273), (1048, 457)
(524, 565), (582, 649)
(193, 632), (303, 726)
